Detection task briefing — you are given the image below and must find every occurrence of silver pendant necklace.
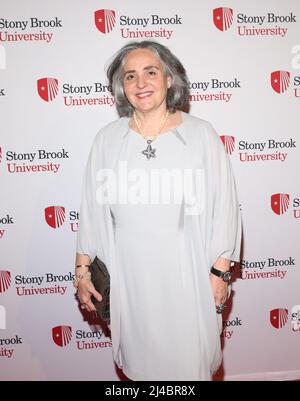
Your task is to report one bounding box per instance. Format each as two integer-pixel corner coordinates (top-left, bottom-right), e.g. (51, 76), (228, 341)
(133, 110), (169, 160)
(142, 140), (156, 160)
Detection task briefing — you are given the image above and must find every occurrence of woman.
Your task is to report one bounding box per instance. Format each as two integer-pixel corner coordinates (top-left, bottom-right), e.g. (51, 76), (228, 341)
(74, 41), (241, 381)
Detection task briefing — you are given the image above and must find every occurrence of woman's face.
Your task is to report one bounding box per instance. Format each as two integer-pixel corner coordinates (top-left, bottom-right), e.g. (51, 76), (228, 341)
(122, 48), (171, 114)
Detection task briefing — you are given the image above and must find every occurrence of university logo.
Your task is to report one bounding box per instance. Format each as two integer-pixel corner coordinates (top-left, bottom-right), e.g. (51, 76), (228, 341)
(271, 193), (290, 215)
(270, 308), (289, 329)
(52, 325), (72, 347)
(270, 70), (290, 94)
(213, 8), (233, 31)
(220, 135), (235, 155)
(0, 271), (11, 293)
(94, 9), (116, 34)
(37, 77), (59, 102)
(44, 206), (66, 229)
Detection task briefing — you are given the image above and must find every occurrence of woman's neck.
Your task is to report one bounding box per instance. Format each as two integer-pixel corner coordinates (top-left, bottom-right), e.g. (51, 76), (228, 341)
(133, 107), (168, 135)
(131, 109), (182, 137)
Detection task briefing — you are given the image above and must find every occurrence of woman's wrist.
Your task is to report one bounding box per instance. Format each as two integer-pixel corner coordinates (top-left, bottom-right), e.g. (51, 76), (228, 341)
(73, 271), (91, 288)
(75, 266), (89, 275)
(75, 254), (91, 275)
(75, 253), (91, 266)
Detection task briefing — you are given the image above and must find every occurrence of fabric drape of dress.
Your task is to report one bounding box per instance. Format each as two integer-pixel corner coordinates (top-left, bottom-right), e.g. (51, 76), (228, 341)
(76, 112), (241, 381)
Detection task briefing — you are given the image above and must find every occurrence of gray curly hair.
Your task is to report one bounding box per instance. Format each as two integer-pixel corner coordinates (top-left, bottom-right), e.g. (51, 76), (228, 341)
(106, 41), (190, 117)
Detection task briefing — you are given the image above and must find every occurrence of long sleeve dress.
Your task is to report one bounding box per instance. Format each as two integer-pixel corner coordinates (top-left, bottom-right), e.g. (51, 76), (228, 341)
(76, 112), (241, 381)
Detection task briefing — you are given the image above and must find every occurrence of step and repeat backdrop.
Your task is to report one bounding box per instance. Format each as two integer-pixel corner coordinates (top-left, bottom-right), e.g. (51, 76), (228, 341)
(0, 0), (299, 381)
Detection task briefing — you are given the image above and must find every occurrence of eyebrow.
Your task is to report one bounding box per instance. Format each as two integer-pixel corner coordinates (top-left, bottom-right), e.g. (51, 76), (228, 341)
(123, 65), (160, 75)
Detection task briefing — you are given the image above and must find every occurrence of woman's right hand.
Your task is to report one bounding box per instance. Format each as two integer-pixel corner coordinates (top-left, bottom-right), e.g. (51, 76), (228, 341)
(76, 278), (102, 313)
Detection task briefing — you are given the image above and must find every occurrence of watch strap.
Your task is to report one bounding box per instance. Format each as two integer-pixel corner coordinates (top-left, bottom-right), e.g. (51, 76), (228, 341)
(210, 266), (232, 282)
(210, 266), (227, 277)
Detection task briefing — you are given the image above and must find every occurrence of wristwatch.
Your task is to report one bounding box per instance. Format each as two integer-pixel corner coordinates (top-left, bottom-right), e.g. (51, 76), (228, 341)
(210, 266), (232, 282)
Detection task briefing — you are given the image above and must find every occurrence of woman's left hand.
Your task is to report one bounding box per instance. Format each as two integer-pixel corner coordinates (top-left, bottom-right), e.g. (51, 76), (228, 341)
(210, 273), (229, 312)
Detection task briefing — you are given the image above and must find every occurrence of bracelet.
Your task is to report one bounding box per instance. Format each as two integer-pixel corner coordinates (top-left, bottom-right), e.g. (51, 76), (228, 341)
(75, 264), (90, 269)
(73, 271), (91, 288)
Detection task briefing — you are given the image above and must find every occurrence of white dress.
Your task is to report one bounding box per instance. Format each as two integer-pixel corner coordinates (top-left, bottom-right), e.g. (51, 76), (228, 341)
(76, 113), (241, 381)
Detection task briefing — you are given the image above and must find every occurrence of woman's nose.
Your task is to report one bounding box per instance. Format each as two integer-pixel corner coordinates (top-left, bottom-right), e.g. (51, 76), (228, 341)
(136, 75), (146, 88)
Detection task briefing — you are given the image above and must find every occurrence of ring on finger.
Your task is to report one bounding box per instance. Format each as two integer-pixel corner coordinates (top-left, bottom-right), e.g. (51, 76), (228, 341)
(216, 303), (226, 314)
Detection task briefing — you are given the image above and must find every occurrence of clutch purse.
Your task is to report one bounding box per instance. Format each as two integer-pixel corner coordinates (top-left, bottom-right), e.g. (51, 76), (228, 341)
(89, 257), (110, 322)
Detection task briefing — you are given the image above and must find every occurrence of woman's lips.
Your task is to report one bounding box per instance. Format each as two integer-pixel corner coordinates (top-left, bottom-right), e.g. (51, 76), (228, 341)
(136, 91), (153, 99)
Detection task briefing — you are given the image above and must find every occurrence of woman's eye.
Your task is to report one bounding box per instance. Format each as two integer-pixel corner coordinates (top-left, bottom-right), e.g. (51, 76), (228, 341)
(125, 74), (135, 81)
(148, 70), (156, 76)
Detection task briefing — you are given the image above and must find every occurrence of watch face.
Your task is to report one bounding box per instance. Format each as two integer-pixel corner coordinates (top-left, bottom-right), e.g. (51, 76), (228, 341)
(222, 271), (232, 282)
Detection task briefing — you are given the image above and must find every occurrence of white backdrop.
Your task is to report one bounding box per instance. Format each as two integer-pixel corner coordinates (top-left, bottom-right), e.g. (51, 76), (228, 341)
(0, 0), (299, 381)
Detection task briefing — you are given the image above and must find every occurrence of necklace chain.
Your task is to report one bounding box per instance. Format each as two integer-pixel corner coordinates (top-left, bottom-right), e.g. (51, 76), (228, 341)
(133, 110), (170, 143)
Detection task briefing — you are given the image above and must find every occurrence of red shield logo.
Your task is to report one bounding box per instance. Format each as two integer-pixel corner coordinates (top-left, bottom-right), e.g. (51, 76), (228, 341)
(213, 8), (233, 31)
(271, 193), (290, 215)
(220, 135), (235, 155)
(270, 71), (290, 94)
(0, 270), (11, 293)
(37, 78), (59, 102)
(94, 9), (116, 34)
(270, 308), (288, 329)
(44, 206), (66, 229)
(52, 325), (72, 347)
